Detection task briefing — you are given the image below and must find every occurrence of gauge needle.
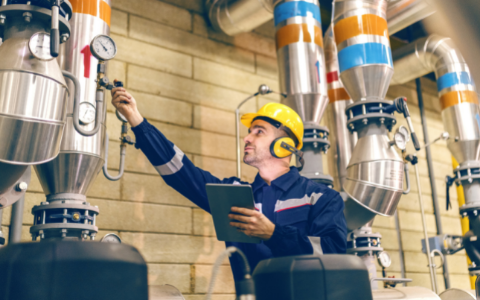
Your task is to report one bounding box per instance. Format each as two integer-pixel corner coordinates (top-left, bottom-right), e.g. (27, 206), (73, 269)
(100, 41), (108, 52)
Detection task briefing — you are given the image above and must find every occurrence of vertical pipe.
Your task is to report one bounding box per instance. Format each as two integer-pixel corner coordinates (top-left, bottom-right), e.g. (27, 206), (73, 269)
(0, 208), (4, 247)
(451, 157), (476, 289)
(394, 211), (407, 286)
(236, 108), (242, 178)
(413, 161), (438, 293)
(416, 78), (451, 289)
(9, 194), (24, 243)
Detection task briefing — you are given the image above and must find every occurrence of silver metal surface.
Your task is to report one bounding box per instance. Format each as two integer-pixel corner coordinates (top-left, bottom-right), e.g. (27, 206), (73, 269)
(207, 0), (434, 36)
(372, 286), (441, 300)
(334, 0), (393, 103)
(8, 194), (24, 243)
(35, 0), (111, 197)
(387, 0), (435, 34)
(344, 134), (405, 224)
(149, 285), (185, 300)
(442, 103), (480, 166)
(35, 153), (104, 196)
(439, 288), (475, 300)
(276, 9), (328, 124)
(0, 38), (67, 164)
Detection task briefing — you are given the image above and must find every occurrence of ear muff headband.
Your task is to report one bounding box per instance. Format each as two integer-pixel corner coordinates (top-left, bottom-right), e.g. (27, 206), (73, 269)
(270, 137), (305, 171)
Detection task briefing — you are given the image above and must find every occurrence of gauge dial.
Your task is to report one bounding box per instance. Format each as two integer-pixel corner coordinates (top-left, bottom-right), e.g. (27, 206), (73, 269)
(29, 32), (53, 61)
(79, 102), (96, 125)
(90, 35), (117, 61)
(377, 251), (392, 268)
(398, 126), (410, 143)
(100, 233), (122, 243)
(393, 132), (407, 151)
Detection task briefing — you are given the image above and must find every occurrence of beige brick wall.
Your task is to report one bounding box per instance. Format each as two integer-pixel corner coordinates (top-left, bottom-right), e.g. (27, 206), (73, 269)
(0, 0), (470, 297)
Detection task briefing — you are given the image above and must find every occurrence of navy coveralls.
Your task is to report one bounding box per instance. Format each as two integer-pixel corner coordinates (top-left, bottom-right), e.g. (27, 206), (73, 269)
(131, 119), (347, 281)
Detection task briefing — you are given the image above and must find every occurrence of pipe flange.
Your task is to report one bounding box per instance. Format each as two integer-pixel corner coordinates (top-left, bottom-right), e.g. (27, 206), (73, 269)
(30, 223), (98, 240)
(0, 4), (71, 36)
(459, 203), (480, 218)
(347, 246), (384, 255)
(345, 100), (397, 133)
(454, 165), (480, 185)
(303, 124), (331, 151)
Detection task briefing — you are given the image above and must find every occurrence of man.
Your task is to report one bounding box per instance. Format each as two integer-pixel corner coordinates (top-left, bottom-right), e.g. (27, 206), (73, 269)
(111, 85), (347, 282)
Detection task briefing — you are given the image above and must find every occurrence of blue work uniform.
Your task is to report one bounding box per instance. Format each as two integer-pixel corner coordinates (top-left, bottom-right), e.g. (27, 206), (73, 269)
(131, 119), (347, 282)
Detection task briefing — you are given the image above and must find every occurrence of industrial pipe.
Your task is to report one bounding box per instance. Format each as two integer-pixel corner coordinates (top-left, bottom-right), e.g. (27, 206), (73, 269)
(102, 132), (126, 181)
(8, 194), (24, 244)
(208, 0), (435, 36)
(62, 71), (103, 137)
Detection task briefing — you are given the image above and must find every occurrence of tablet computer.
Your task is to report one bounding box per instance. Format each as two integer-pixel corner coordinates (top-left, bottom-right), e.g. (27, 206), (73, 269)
(206, 184), (261, 244)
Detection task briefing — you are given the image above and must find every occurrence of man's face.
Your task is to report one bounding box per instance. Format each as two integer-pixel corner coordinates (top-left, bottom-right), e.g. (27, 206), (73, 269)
(243, 119), (277, 167)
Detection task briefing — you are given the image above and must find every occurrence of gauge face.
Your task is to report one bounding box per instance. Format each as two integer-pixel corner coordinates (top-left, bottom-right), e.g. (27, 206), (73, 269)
(100, 233), (121, 243)
(90, 35), (117, 61)
(28, 32), (53, 60)
(393, 131), (407, 151)
(377, 251), (392, 268)
(398, 126), (410, 143)
(116, 110), (128, 123)
(79, 102), (96, 125)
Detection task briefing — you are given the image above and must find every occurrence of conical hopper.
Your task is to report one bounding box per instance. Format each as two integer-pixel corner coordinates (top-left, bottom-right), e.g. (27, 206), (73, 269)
(333, 0), (393, 102)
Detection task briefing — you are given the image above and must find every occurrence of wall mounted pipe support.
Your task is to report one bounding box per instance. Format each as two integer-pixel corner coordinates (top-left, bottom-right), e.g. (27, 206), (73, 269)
(62, 70), (102, 137)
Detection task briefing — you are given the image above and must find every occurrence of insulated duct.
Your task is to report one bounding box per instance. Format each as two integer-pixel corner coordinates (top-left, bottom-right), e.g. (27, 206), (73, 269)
(391, 35), (480, 275)
(324, 25), (356, 191)
(207, 0), (435, 37)
(273, 0), (332, 185)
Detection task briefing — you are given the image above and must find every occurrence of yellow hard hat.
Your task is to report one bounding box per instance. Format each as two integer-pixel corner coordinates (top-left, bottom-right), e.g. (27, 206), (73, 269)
(241, 103), (304, 149)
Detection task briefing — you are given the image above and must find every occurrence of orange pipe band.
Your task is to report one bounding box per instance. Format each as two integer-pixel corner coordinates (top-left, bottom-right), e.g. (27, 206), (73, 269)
(276, 23), (323, 50)
(440, 90), (479, 110)
(70, 0), (111, 26)
(334, 14), (388, 45)
(328, 88), (351, 103)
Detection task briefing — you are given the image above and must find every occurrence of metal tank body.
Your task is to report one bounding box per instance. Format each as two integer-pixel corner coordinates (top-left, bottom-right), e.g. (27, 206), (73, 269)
(324, 25), (356, 191)
(274, 0), (328, 125)
(35, 0), (111, 196)
(333, 0), (406, 230)
(439, 288), (475, 300)
(0, 3), (71, 207)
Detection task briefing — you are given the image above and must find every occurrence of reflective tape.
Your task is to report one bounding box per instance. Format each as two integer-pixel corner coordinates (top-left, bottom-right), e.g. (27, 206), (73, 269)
(328, 88), (351, 102)
(274, 1), (321, 26)
(337, 42), (392, 73)
(334, 14), (388, 45)
(155, 145), (185, 176)
(308, 236), (323, 255)
(276, 23), (323, 49)
(437, 71), (474, 92)
(326, 71), (339, 84)
(274, 192), (323, 212)
(439, 90), (479, 110)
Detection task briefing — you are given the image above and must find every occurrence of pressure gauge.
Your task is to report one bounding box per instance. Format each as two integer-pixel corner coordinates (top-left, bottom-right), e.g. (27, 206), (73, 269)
(90, 35), (117, 61)
(100, 233), (121, 243)
(377, 251), (392, 268)
(398, 126), (410, 143)
(79, 102), (96, 125)
(29, 32), (53, 61)
(392, 131), (407, 151)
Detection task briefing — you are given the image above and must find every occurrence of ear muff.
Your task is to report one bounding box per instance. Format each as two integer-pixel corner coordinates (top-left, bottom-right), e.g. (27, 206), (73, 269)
(270, 137), (295, 158)
(270, 137), (305, 171)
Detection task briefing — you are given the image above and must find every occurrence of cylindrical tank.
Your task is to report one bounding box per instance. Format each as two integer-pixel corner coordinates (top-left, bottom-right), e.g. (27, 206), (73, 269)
(0, 1), (72, 207)
(439, 288), (475, 300)
(274, 0), (328, 126)
(32, 0), (111, 240)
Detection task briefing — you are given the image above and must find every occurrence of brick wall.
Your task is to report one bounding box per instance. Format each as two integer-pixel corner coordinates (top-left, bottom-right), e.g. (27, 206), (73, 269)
(0, 0), (471, 297)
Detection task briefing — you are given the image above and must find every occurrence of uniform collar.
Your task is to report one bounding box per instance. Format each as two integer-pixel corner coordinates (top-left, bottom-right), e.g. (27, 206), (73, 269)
(252, 167), (300, 193)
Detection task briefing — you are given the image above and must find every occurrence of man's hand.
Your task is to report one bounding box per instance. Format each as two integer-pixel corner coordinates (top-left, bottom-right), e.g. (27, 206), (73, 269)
(111, 80), (143, 127)
(229, 207), (275, 240)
